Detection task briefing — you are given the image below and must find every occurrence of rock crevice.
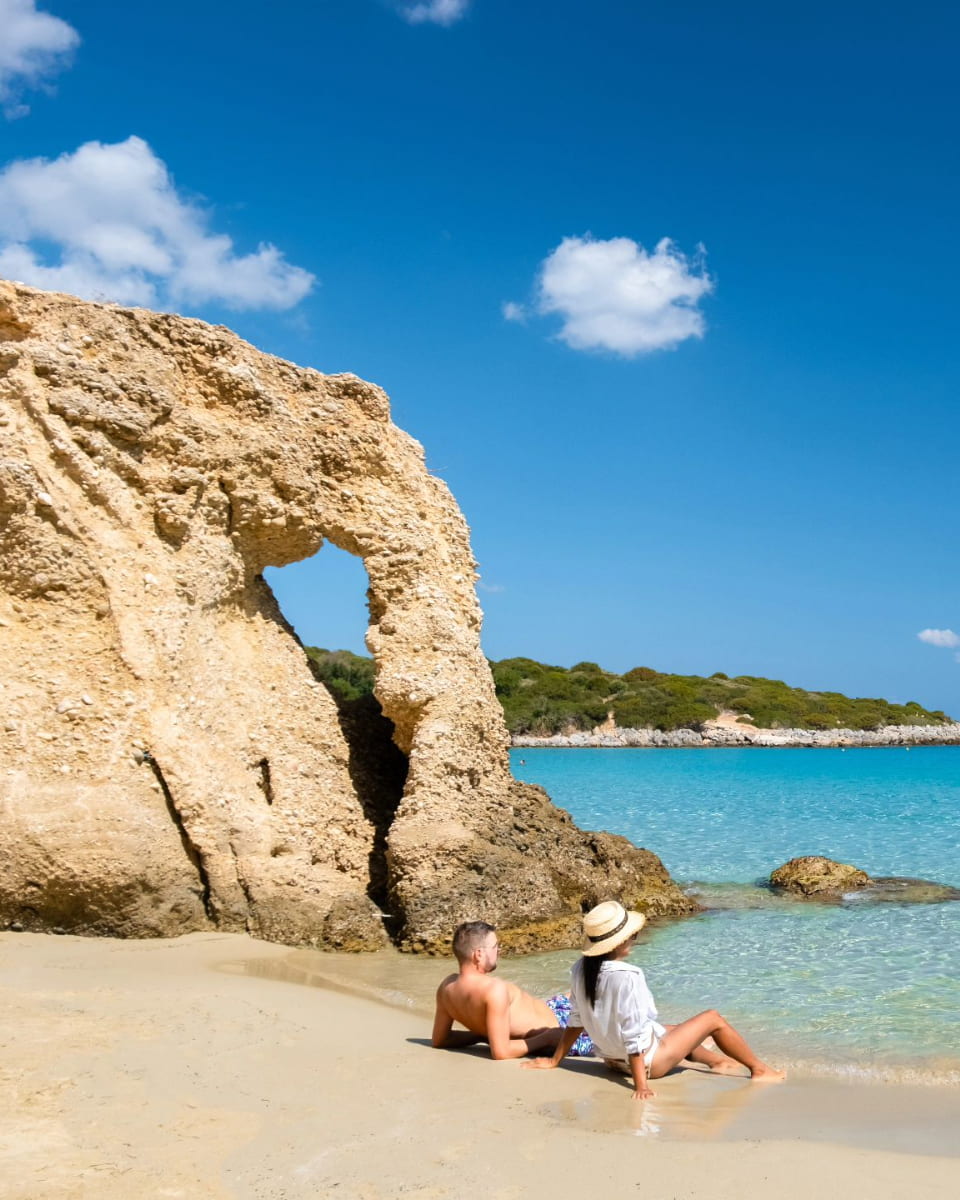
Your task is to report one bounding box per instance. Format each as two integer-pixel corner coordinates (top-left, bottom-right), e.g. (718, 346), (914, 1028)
(142, 749), (214, 921)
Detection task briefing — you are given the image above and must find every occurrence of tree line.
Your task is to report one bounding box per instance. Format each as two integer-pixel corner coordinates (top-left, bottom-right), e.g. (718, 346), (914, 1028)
(305, 648), (951, 736)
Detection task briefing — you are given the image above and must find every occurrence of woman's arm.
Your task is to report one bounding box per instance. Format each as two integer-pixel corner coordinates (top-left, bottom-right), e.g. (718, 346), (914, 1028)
(628, 1051), (655, 1100)
(614, 971), (660, 1084)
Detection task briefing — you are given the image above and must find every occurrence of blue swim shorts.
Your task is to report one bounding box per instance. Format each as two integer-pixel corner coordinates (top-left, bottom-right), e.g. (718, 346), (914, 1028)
(545, 993), (594, 1057)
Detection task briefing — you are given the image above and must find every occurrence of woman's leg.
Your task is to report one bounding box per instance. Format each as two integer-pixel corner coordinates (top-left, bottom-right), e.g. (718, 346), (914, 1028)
(659, 1024), (741, 1073)
(650, 1011), (785, 1081)
(684, 1043), (744, 1074)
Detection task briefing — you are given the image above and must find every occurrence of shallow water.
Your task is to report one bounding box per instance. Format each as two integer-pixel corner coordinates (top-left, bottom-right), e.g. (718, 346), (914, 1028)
(510, 746), (960, 1081)
(513, 745), (960, 883)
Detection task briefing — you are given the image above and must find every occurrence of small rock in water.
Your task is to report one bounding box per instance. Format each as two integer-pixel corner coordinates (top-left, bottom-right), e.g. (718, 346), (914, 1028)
(770, 856), (870, 896)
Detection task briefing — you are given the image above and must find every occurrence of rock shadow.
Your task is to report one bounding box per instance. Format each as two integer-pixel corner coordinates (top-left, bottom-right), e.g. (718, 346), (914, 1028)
(319, 686), (409, 935)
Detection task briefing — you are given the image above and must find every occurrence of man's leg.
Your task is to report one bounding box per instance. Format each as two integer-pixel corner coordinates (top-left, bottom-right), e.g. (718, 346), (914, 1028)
(526, 1026), (563, 1054)
(544, 994), (594, 1057)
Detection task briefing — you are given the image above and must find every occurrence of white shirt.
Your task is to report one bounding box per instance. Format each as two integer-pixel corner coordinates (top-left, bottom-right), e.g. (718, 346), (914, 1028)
(568, 959), (666, 1060)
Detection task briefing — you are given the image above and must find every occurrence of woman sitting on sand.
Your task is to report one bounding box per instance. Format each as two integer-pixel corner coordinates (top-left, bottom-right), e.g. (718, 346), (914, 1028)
(526, 901), (785, 1099)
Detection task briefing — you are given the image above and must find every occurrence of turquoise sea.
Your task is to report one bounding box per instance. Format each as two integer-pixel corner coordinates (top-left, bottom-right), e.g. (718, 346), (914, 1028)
(508, 747), (960, 1083)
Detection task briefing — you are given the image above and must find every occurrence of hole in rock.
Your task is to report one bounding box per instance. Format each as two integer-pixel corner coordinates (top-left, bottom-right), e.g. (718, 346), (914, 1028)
(256, 758), (274, 805)
(264, 546), (408, 926)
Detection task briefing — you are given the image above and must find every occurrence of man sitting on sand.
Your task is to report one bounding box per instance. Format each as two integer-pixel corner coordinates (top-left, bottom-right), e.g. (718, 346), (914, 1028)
(432, 921), (594, 1060)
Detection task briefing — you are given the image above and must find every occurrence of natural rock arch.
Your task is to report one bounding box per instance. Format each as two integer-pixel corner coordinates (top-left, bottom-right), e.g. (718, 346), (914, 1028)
(0, 282), (694, 951)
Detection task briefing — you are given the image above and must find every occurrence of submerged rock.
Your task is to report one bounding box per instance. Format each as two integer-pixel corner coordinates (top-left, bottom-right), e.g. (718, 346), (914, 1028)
(0, 281), (694, 952)
(769, 856), (870, 896)
(852, 877), (960, 905)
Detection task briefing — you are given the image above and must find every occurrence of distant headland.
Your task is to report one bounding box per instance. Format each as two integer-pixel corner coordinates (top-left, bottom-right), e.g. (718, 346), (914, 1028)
(307, 650), (960, 749)
(512, 719), (960, 749)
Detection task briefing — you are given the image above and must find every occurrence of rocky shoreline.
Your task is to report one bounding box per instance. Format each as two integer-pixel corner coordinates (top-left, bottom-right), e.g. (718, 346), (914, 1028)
(512, 721), (960, 749)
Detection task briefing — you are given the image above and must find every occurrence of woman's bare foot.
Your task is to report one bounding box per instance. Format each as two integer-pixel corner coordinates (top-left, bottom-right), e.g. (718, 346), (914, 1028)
(750, 1064), (787, 1083)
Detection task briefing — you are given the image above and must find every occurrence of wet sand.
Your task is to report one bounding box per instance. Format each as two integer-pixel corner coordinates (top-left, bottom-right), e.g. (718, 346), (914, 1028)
(1, 931), (957, 1199)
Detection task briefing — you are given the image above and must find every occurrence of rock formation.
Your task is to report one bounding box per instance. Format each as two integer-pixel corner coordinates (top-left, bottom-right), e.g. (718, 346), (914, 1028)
(770, 857), (870, 896)
(0, 282), (695, 952)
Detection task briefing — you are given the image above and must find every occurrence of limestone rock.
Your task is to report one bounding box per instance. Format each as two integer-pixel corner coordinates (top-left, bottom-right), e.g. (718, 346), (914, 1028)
(390, 781), (697, 953)
(0, 281), (694, 950)
(769, 856), (870, 896)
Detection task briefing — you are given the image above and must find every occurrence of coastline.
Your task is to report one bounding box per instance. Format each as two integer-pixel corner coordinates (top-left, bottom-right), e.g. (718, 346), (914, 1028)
(2, 932), (958, 1199)
(512, 720), (960, 749)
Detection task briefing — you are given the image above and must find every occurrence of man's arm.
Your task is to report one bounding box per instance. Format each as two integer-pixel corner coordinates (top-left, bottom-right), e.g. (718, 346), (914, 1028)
(484, 984), (552, 1060)
(431, 983), (485, 1049)
(523, 1023), (583, 1070)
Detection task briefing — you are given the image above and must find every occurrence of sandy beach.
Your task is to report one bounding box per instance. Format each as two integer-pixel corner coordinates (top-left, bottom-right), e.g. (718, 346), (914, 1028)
(2, 932), (958, 1199)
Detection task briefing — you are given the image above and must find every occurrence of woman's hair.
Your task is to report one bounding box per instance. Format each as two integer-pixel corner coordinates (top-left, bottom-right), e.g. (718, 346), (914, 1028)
(583, 951), (615, 1008)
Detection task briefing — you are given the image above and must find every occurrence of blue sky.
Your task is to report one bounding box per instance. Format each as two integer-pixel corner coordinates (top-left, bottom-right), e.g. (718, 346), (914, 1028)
(2, 0), (958, 715)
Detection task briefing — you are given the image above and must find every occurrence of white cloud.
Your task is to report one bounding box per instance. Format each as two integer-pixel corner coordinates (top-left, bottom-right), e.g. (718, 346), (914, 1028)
(0, 0), (79, 118)
(501, 300), (526, 322)
(0, 136), (315, 311)
(401, 0), (470, 26)
(527, 234), (712, 356)
(477, 580), (505, 594)
(917, 628), (960, 649)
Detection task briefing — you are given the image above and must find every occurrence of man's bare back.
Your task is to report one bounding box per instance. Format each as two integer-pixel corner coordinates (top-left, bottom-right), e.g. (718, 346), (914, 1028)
(437, 972), (558, 1038)
(431, 922), (563, 1060)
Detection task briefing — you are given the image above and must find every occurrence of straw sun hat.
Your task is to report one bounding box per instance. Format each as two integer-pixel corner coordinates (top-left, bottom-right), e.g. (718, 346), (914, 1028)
(581, 900), (646, 957)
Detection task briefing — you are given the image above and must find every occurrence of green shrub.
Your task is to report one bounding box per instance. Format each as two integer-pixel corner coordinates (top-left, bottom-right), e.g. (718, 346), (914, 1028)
(305, 647), (376, 702)
(623, 666), (660, 682)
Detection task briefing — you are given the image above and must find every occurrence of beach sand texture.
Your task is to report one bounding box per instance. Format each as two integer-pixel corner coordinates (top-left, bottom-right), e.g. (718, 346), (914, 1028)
(2, 932), (957, 1200)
